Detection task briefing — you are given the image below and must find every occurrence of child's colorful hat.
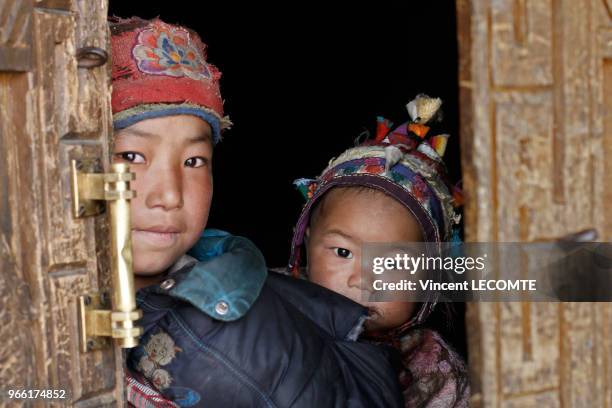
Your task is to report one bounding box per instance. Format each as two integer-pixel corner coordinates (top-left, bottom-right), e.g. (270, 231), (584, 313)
(110, 17), (231, 143)
(289, 95), (463, 326)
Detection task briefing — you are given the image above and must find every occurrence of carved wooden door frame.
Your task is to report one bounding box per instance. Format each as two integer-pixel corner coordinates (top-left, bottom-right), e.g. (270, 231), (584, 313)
(457, 0), (612, 406)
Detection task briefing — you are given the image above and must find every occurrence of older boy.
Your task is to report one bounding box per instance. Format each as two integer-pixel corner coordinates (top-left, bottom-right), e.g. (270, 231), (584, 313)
(111, 17), (403, 407)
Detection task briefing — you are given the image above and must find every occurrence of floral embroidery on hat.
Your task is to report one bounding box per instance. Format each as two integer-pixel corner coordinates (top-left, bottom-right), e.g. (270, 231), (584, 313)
(132, 24), (211, 80)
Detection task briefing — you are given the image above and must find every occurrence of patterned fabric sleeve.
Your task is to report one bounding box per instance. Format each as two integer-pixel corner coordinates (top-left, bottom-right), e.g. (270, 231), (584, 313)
(399, 329), (470, 408)
(126, 370), (180, 408)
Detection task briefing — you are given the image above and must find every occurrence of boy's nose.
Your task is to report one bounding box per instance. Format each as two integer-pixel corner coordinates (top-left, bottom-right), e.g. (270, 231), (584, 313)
(144, 166), (184, 210)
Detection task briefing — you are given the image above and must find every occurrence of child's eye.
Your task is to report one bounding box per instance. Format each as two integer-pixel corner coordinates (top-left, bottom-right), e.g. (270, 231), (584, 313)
(114, 152), (145, 164)
(184, 157), (208, 168)
(333, 247), (353, 259)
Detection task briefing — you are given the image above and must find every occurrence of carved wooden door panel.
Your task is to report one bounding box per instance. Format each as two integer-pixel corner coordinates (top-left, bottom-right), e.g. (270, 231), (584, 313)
(457, 0), (612, 406)
(0, 0), (131, 405)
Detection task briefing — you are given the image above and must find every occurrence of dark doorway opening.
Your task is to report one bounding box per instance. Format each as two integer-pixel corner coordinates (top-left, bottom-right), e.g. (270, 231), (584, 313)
(109, 1), (466, 358)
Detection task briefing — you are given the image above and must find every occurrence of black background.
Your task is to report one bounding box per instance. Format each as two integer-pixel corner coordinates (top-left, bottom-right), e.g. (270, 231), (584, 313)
(109, 1), (466, 356)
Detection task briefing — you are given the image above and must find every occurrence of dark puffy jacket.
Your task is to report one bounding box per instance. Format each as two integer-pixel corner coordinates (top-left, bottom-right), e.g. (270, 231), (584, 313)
(129, 229), (403, 407)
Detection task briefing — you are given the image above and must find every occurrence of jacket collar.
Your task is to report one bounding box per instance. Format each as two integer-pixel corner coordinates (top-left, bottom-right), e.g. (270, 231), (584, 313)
(143, 229), (267, 322)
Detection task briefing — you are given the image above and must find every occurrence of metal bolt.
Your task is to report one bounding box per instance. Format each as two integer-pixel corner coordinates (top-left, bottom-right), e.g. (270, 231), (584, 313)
(76, 47), (108, 69)
(160, 279), (175, 290)
(215, 301), (229, 316)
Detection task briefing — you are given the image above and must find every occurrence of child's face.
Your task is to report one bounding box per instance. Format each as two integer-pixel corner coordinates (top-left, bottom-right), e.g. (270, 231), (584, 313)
(113, 115), (213, 276)
(306, 187), (422, 332)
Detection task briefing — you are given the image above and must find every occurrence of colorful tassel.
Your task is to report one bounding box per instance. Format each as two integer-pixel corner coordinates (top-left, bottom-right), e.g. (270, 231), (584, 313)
(406, 94), (443, 124)
(407, 98), (419, 122)
(294, 178), (318, 201)
(374, 116), (394, 143)
(429, 133), (449, 157)
(407, 123), (430, 139)
(384, 145), (404, 175)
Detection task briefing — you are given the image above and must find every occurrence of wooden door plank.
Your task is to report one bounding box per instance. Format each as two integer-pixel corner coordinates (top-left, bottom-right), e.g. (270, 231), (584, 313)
(458, 0), (612, 406)
(0, 0), (33, 71)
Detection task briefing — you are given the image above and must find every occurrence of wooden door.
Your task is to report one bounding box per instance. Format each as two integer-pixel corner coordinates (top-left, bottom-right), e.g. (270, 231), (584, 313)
(0, 0), (125, 405)
(457, 0), (612, 406)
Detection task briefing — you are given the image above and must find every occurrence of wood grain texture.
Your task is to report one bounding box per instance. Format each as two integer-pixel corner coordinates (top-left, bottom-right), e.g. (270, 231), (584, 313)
(36, 0), (71, 9)
(0, 0), (122, 405)
(0, 0), (33, 71)
(457, 0), (612, 406)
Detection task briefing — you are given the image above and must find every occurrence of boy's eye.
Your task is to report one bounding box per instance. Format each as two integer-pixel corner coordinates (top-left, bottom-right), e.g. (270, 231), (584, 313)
(114, 152), (145, 164)
(184, 157), (208, 168)
(333, 247), (353, 259)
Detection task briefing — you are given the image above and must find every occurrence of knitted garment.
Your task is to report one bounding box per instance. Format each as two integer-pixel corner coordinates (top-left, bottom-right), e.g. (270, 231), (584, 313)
(378, 329), (470, 408)
(110, 17), (231, 143)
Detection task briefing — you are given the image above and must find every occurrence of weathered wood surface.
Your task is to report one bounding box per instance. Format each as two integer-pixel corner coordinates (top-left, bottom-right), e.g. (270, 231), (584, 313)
(457, 0), (612, 406)
(0, 0), (33, 71)
(0, 0), (122, 406)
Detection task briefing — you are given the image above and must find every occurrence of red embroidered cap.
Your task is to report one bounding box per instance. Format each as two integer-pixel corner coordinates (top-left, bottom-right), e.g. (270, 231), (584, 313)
(110, 17), (231, 143)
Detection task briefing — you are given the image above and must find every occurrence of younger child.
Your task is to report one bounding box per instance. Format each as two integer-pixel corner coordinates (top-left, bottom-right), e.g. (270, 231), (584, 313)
(289, 95), (470, 407)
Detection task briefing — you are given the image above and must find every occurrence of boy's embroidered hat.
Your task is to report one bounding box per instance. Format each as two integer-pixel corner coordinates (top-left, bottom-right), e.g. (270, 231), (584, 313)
(110, 17), (231, 143)
(289, 95), (463, 327)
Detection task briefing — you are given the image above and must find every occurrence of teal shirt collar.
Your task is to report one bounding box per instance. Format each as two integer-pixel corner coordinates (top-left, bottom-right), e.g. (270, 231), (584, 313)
(149, 229), (267, 321)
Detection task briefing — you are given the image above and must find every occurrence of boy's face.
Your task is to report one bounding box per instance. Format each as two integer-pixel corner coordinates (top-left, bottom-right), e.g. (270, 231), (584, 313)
(306, 187), (422, 332)
(113, 115), (213, 276)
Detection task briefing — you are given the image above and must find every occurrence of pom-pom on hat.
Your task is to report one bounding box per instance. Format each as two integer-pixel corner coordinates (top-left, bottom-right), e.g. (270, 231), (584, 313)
(110, 17), (231, 143)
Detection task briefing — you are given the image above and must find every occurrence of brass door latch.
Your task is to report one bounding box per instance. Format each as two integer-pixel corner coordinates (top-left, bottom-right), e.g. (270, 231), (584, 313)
(71, 159), (143, 352)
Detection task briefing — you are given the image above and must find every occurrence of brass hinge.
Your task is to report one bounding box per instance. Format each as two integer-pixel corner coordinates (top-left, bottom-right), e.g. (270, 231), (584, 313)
(78, 293), (142, 352)
(70, 158), (135, 218)
(71, 159), (143, 352)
